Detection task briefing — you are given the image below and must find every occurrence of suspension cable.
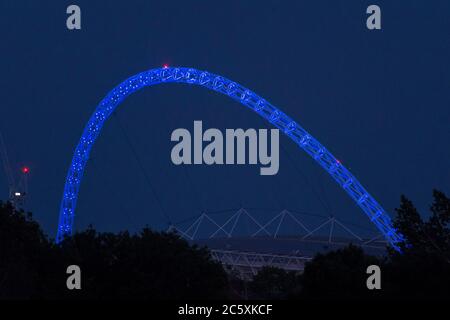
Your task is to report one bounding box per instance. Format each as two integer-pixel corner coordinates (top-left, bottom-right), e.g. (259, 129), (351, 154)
(112, 112), (172, 226)
(280, 143), (333, 215)
(90, 157), (136, 229)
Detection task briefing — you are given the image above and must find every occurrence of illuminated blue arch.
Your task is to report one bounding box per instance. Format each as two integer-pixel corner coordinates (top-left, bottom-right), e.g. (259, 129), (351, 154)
(57, 66), (404, 251)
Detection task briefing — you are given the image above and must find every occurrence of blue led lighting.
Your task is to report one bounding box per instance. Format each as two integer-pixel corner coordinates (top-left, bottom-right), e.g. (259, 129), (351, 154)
(56, 67), (404, 251)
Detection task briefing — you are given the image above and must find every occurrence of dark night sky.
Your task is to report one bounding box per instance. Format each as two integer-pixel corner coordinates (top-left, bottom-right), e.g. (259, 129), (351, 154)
(0, 1), (449, 238)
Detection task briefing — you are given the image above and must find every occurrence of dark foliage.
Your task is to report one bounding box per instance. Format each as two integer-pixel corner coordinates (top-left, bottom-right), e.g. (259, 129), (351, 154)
(0, 201), (228, 299)
(0, 201), (58, 299)
(249, 266), (301, 299)
(248, 190), (450, 300)
(300, 245), (380, 299)
(1, 189), (450, 300)
(384, 189), (450, 299)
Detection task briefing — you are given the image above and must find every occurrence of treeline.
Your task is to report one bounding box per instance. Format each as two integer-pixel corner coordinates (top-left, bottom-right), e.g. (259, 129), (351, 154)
(0, 190), (449, 300)
(248, 190), (450, 300)
(0, 202), (228, 299)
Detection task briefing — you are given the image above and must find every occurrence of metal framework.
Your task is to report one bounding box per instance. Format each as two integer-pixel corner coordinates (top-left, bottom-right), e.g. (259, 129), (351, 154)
(210, 249), (310, 280)
(168, 208), (388, 248)
(56, 66), (404, 251)
(180, 209), (386, 278)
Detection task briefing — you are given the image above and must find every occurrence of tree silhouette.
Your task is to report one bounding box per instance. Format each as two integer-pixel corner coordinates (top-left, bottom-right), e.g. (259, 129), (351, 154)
(2, 190), (450, 300)
(251, 190), (450, 300)
(249, 266), (301, 299)
(299, 245), (380, 299)
(384, 190), (450, 298)
(0, 202), (229, 299)
(0, 201), (59, 298)
(58, 227), (229, 299)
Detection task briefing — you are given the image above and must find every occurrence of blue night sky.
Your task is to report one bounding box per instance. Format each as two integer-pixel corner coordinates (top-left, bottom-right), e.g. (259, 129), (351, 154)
(0, 1), (449, 239)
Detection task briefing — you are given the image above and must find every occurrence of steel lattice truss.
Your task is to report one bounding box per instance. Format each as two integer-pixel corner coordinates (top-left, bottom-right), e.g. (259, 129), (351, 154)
(168, 208), (388, 250)
(57, 67), (404, 251)
(210, 249), (311, 280)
